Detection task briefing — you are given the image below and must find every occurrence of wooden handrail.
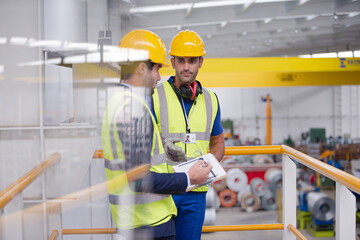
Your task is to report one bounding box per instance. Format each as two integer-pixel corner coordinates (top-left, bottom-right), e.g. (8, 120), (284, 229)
(0, 152), (61, 209)
(225, 145), (282, 155)
(63, 228), (116, 235)
(1, 163), (150, 233)
(48, 230), (59, 240)
(287, 224), (307, 240)
(282, 145), (360, 194)
(61, 224), (284, 235)
(202, 223), (283, 232)
(93, 146), (283, 159)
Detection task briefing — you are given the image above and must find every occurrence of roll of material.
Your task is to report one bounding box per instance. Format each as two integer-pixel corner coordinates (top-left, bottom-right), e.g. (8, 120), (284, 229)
(206, 187), (217, 208)
(253, 155), (273, 165)
(261, 189), (277, 211)
(211, 178), (227, 192)
(237, 184), (251, 203)
(264, 168), (282, 190)
(215, 193), (220, 210)
(222, 157), (237, 167)
(226, 168), (248, 192)
(219, 189), (237, 208)
(250, 177), (268, 197)
(238, 190), (260, 212)
(306, 192), (335, 221)
(203, 208), (216, 226)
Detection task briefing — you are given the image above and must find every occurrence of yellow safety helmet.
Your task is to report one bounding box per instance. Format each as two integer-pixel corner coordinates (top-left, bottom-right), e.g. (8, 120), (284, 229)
(118, 29), (169, 67)
(169, 29), (206, 57)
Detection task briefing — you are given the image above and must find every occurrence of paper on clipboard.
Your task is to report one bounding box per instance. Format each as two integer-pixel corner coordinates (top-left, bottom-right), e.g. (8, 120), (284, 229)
(172, 153), (227, 191)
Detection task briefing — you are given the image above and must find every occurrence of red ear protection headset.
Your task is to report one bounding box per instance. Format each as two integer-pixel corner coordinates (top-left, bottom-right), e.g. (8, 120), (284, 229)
(171, 80), (203, 100)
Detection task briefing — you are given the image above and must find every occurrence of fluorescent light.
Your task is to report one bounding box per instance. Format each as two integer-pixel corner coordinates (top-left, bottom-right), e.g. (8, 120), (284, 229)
(338, 51), (353, 58)
(263, 18), (273, 24)
(129, 0), (294, 13)
(18, 60), (45, 67)
(354, 50), (360, 57)
(65, 42), (98, 51)
(129, 3), (189, 13)
(347, 12), (360, 18)
(28, 40), (61, 48)
(298, 0), (310, 5)
(147, 25), (180, 30)
(86, 53), (101, 63)
(0, 65), (4, 74)
(128, 49), (149, 61)
(298, 54), (312, 58)
(312, 52), (337, 58)
(0, 38), (7, 44)
(10, 37), (27, 45)
(63, 55), (86, 64)
(306, 15), (317, 21)
(18, 58), (62, 67)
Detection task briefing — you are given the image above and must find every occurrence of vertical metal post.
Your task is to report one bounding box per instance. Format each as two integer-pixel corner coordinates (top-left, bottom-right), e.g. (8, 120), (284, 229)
(336, 182), (356, 240)
(282, 154), (296, 240)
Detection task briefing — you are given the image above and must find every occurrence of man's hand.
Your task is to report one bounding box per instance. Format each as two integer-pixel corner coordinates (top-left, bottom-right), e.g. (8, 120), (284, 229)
(188, 161), (212, 185)
(163, 138), (187, 162)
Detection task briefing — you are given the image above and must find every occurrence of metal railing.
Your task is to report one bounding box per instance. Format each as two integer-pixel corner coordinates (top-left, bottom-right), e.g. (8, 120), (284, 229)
(0, 152), (61, 209)
(50, 145), (360, 240)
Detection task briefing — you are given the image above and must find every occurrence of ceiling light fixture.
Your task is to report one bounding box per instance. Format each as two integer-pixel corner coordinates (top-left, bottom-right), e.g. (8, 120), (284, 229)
(338, 51), (353, 58)
(312, 52), (337, 58)
(129, 0), (295, 14)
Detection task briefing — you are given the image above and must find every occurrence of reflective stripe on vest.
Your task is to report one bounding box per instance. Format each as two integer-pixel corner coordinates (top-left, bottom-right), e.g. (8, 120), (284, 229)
(102, 88), (176, 228)
(153, 81), (218, 192)
(109, 193), (167, 205)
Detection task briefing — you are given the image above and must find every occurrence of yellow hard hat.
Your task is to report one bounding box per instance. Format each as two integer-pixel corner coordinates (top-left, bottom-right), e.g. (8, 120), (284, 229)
(118, 29), (169, 67)
(169, 29), (206, 57)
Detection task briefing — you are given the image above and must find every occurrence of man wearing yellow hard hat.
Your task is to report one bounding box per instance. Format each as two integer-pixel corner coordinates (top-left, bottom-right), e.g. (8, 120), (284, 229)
(152, 30), (225, 239)
(102, 29), (212, 240)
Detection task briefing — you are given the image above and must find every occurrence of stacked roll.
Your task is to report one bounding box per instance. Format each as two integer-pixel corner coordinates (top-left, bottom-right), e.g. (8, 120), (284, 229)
(306, 192), (335, 222)
(264, 168), (282, 190)
(238, 190), (260, 212)
(226, 168), (248, 193)
(218, 189), (237, 208)
(250, 178), (267, 197)
(204, 187), (217, 225)
(209, 167), (281, 212)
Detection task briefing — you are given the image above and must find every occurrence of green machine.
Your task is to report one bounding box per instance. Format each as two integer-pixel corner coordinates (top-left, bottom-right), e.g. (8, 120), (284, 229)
(309, 128), (326, 143)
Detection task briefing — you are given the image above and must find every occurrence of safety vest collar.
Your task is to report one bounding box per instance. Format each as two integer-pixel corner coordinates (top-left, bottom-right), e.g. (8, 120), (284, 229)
(156, 81), (213, 138)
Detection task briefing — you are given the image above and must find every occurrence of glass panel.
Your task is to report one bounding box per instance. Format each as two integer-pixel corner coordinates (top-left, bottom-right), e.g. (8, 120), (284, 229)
(0, 130), (42, 199)
(44, 128), (95, 198)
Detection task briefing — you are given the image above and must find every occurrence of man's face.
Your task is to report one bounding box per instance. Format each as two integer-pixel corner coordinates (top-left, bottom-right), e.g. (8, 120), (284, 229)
(142, 63), (162, 91)
(171, 56), (203, 85)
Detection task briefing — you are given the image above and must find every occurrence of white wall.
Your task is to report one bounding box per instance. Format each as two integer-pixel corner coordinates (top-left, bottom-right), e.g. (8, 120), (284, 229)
(211, 85), (360, 145)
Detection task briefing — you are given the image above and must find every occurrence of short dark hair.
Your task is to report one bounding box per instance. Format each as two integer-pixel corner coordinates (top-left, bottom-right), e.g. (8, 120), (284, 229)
(120, 60), (156, 81)
(172, 56), (202, 61)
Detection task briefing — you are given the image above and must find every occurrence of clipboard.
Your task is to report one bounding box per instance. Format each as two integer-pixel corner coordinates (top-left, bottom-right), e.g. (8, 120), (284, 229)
(173, 153), (227, 191)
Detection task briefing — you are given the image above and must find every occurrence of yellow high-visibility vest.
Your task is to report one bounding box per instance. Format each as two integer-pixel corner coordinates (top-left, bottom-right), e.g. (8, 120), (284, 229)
(153, 81), (218, 192)
(102, 87), (177, 229)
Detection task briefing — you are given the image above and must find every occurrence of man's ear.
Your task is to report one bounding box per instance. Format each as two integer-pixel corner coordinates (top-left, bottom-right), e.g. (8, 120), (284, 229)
(171, 57), (175, 69)
(136, 62), (147, 76)
(199, 56), (204, 68)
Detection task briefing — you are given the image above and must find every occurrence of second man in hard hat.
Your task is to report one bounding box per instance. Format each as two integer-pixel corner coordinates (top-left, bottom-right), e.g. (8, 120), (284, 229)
(152, 29), (225, 240)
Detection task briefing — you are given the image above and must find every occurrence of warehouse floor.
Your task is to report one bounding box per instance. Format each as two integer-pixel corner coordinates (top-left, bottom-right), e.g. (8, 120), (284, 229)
(201, 207), (336, 240)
